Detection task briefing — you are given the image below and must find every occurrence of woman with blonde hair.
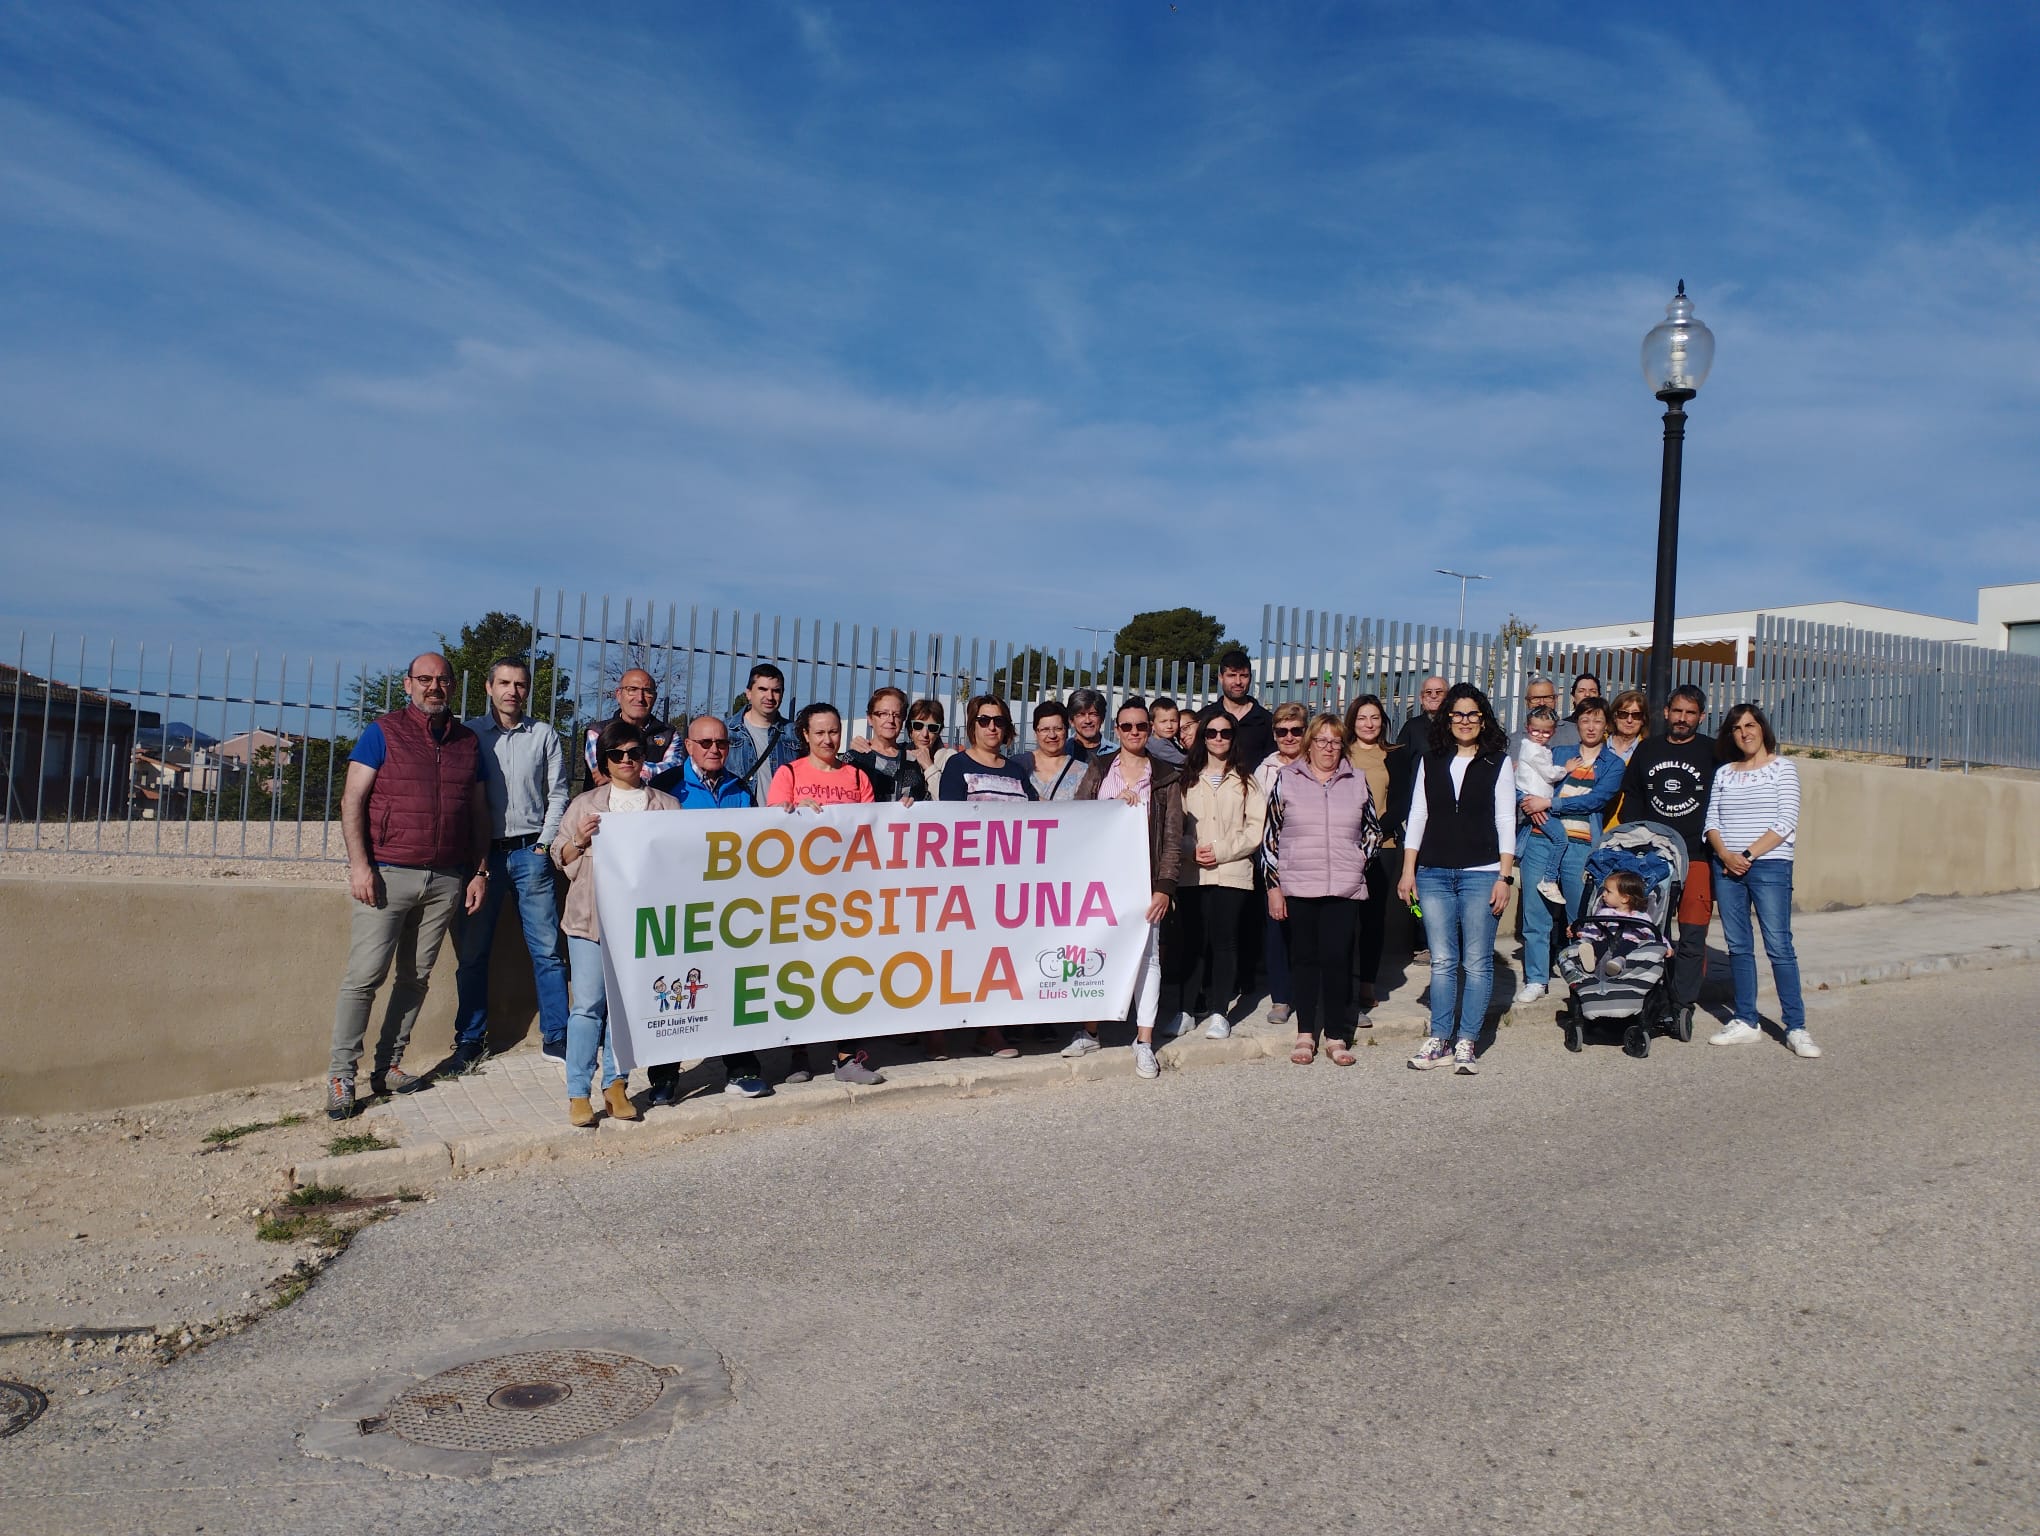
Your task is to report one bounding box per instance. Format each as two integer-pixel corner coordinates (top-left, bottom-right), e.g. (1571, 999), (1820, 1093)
(1252, 700), (1311, 1025)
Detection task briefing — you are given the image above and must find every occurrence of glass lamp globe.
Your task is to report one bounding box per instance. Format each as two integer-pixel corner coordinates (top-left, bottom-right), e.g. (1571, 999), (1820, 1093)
(1642, 280), (1714, 396)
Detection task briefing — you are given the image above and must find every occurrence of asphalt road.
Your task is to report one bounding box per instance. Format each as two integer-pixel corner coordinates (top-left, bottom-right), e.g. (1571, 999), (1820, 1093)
(5, 964), (2035, 1535)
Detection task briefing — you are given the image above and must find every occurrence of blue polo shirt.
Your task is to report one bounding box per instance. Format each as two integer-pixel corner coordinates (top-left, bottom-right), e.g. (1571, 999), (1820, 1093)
(351, 719), (485, 779)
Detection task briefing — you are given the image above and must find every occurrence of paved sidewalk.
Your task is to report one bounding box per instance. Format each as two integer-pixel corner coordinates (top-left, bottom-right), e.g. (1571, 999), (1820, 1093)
(321, 888), (2040, 1188)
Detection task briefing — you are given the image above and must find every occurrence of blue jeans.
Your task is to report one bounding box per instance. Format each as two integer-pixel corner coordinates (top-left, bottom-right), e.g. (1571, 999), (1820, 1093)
(1713, 859), (1804, 1030)
(565, 935), (623, 1100)
(455, 843), (570, 1052)
(1516, 827), (1563, 984)
(1416, 867), (1501, 1043)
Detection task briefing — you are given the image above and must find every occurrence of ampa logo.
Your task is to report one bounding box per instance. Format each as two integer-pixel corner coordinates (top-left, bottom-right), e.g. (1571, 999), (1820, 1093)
(1036, 944), (1106, 983)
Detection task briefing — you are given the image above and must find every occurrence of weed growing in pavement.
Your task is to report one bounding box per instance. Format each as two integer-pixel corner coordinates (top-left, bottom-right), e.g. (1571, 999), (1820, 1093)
(327, 1130), (394, 1156)
(202, 1111), (308, 1145)
(286, 1181), (351, 1206)
(256, 1212), (347, 1246)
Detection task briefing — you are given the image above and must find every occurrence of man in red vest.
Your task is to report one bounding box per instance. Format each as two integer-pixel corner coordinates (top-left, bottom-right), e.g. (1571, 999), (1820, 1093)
(327, 653), (490, 1120)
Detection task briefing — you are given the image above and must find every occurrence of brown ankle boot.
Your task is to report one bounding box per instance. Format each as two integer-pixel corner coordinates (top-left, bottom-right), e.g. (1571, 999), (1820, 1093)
(568, 1097), (596, 1128)
(604, 1080), (640, 1121)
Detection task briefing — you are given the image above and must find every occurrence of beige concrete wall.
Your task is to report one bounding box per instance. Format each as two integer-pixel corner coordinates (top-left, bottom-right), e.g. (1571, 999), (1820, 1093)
(1792, 757), (2040, 910)
(0, 876), (537, 1115)
(5, 754), (2039, 1112)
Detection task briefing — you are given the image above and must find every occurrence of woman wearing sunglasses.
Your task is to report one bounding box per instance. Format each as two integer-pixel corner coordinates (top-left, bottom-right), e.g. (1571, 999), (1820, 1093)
(1397, 685), (1516, 1074)
(1174, 709), (1266, 1040)
(1252, 701), (1311, 1026)
(1606, 690), (1649, 767)
(552, 719), (680, 1127)
(935, 695), (1032, 1059)
(938, 694), (1038, 806)
(1067, 701), (1184, 1078)
(903, 698), (955, 786)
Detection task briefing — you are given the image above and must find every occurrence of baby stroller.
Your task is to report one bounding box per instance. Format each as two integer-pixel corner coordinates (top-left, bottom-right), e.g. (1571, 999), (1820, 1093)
(1555, 820), (1687, 1059)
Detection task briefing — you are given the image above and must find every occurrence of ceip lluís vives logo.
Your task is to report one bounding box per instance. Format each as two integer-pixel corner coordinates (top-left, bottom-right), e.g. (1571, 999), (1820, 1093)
(1034, 943), (1107, 1001)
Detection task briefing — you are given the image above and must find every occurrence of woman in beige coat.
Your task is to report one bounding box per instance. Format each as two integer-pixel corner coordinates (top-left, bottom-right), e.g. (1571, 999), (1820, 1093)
(1170, 711), (1267, 1040)
(552, 719), (680, 1127)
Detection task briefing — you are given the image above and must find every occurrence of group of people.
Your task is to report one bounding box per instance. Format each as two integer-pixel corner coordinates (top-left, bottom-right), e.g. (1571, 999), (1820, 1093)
(322, 646), (1815, 1125)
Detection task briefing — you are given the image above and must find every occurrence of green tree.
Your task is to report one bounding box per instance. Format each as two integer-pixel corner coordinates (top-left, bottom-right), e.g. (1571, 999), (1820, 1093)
(439, 611), (576, 731)
(254, 735), (357, 821)
(1112, 608), (1240, 668)
(989, 648), (1094, 703)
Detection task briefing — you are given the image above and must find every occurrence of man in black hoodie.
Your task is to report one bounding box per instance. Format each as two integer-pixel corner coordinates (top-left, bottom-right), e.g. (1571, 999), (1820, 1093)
(1211, 648), (1274, 770)
(1614, 684), (1717, 1032)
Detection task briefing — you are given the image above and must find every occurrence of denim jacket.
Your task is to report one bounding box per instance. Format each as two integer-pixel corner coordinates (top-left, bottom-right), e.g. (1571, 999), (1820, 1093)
(722, 707), (799, 802)
(1535, 742), (1624, 846)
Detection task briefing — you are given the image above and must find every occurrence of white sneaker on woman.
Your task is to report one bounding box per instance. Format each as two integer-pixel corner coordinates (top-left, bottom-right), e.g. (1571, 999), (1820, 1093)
(1709, 1019), (1763, 1046)
(1785, 1029), (1822, 1058)
(1202, 1014), (1232, 1039)
(1132, 1041), (1160, 1079)
(1517, 982), (1547, 1003)
(1163, 1011), (1196, 1038)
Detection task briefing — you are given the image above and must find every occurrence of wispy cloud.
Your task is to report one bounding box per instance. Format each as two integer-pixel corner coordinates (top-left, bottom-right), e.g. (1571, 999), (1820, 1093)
(1, 1), (2035, 663)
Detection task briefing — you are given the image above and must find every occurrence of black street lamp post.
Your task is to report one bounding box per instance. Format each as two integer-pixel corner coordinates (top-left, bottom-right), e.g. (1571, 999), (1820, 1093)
(1641, 281), (1714, 719)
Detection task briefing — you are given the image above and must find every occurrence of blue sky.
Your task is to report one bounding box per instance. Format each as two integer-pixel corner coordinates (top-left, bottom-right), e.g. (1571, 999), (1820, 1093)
(3, 0), (2036, 668)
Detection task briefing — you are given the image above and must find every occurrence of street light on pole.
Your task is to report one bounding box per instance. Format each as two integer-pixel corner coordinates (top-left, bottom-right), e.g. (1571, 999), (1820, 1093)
(1640, 280), (1715, 719)
(1434, 569), (1489, 632)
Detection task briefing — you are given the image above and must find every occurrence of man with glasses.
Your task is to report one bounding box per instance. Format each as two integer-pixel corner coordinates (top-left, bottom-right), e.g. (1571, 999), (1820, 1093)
(723, 662), (799, 801)
(326, 654), (491, 1120)
(645, 717), (771, 1104)
(584, 668), (682, 789)
(451, 656), (571, 1069)
(1212, 649), (1274, 769)
(1397, 675), (1451, 758)
(1615, 684), (1718, 1035)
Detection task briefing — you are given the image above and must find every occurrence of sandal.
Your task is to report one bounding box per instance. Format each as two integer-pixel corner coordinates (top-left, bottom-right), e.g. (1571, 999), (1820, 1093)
(1290, 1036), (1317, 1066)
(1327, 1041), (1357, 1067)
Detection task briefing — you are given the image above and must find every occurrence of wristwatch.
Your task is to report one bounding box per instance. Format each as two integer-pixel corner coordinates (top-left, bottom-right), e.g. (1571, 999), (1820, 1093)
(1740, 847), (1754, 860)
(1500, 873), (1516, 886)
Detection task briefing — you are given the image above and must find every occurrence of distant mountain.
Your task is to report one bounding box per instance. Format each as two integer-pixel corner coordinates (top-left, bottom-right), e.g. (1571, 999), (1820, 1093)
(136, 721), (219, 750)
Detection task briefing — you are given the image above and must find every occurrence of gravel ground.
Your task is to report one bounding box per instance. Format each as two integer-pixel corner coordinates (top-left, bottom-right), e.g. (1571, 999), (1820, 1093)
(0, 820), (344, 883)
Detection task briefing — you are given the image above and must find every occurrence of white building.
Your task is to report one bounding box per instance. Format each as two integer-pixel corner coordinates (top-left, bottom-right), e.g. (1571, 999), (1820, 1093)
(1536, 582), (2040, 667)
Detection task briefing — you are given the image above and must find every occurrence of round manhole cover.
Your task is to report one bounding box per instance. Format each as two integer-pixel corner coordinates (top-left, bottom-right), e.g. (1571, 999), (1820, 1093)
(381, 1348), (663, 1453)
(1, 1380), (49, 1438)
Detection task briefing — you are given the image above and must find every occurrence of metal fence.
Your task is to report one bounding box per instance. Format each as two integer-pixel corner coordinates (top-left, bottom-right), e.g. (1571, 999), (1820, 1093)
(6, 594), (2037, 863)
(1256, 606), (1740, 729)
(1754, 615), (2040, 770)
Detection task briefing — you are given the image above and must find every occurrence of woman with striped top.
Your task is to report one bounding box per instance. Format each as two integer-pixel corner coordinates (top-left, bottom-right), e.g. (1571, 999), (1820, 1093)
(1703, 703), (1819, 1058)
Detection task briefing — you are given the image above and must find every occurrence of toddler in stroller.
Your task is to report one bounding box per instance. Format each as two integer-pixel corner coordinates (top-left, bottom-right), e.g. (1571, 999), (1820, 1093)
(1556, 822), (1686, 1059)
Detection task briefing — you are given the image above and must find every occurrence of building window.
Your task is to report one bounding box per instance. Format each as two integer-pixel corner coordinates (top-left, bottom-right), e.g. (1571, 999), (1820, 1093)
(2009, 622), (2040, 658)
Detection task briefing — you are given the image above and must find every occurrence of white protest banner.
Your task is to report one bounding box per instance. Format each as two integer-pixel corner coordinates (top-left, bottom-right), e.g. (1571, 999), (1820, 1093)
(590, 800), (1152, 1068)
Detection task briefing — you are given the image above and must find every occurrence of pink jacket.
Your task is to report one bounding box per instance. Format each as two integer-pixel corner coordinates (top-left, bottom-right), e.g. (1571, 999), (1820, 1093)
(1263, 756), (1383, 900)
(551, 783), (681, 941)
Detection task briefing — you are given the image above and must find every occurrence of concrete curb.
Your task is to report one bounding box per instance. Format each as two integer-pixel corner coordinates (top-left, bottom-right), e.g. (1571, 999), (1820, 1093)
(285, 932), (2040, 1189)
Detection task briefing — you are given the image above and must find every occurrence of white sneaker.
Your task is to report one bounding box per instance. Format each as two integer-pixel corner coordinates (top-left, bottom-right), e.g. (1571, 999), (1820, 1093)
(1202, 1014), (1232, 1039)
(1535, 879), (1563, 904)
(1163, 1010), (1196, 1038)
(1453, 1040), (1479, 1074)
(1132, 1041), (1160, 1079)
(1517, 982), (1547, 1003)
(1059, 1030), (1101, 1058)
(1785, 1029), (1823, 1059)
(1709, 1019), (1763, 1046)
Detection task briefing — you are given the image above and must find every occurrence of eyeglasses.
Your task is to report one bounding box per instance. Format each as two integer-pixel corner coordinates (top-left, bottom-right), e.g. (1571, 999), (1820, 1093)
(1272, 725), (1304, 738)
(618, 685), (655, 697)
(910, 721), (942, 734)
(689, 738), (729, 750)
(870, 711), (903, 722)
(974, 714), (1008, 729)
(1117, 721), (1151, 733)
(1447, 711), (1483, 723)
(409, 674), (452, 688)
(1203, 727), (1232, 739)
(1615, 709), (1645, 720)
(604, 748), (644, 762)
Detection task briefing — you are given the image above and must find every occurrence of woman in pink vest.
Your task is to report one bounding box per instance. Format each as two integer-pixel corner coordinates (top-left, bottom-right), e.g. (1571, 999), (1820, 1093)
(1263, 712), (1382, 1067)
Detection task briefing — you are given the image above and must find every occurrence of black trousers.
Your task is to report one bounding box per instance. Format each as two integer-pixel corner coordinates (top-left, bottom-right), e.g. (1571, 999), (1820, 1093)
(1178, 885), (1249, 1017)
(1288, 894), (1360, 1045)
(1352, 851), (1398, 998)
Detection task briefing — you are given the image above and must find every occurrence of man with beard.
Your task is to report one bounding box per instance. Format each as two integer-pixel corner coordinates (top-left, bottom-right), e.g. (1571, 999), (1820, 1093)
(1615, 684), (1717, 1035)
(1212, 649), (1274, 770)
(326, 653), (490, 1120)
